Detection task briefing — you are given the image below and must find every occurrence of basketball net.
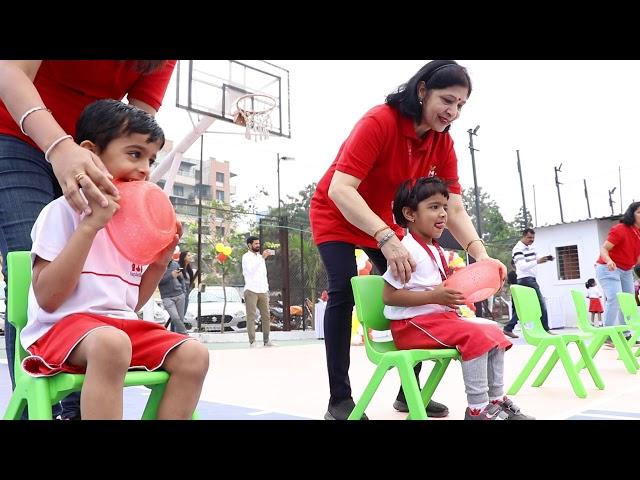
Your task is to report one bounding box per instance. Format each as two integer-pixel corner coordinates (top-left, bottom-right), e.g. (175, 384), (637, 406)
(233, 93), (276, 142)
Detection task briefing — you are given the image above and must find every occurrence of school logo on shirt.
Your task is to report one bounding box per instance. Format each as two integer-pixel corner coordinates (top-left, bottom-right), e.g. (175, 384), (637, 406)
(427, 165), (437, 177)
(130, 263), (143, 278)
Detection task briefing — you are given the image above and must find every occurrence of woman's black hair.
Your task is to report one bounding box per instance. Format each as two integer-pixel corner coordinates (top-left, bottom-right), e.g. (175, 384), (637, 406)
(385, 60), (472, 132)
(392, 176), (449, 228)
(179, 251), (195, 289)
(585, 278), (596, 289)
(620, 201), (640, 226)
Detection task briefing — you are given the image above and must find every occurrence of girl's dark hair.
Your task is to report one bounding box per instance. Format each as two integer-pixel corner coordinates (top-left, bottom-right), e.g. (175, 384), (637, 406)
(620, 201), (640, 226)
(119, 60), (168, 74)
(585, 278), (596, 289)
(392, 176), (449, 228)
(75, 99), (165, 151)
(385, 60), (472, 132)
(179, 251), (195, 288)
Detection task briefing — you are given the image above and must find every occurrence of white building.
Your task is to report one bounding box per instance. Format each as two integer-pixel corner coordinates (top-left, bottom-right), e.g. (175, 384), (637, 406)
(530, 215), (621, 328)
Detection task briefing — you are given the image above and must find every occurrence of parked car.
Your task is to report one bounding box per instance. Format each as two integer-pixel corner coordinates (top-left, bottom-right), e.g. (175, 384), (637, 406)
(184, 286), (247, 332)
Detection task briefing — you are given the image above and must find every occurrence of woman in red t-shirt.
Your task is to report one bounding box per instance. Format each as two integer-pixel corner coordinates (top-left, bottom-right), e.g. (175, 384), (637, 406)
(595, 201), (640, 327)
(0, 60), (176, 419)
(309, 60), (507, 420)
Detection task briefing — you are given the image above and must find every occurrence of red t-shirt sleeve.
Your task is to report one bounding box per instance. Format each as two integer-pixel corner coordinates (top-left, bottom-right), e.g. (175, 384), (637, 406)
(335, 110), (393, 180)
(126, 60), (177, 111)
(438, 139), (461, 195)
(607, 223), (624, 246)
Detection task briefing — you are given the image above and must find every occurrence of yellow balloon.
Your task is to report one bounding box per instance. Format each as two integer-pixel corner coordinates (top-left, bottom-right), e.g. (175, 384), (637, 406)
(223, 246), (232, 256)
(215, 243), (225, 253)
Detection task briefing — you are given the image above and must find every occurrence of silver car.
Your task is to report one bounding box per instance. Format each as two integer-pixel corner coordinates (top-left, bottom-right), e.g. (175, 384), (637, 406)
(184, 286), (247, 332)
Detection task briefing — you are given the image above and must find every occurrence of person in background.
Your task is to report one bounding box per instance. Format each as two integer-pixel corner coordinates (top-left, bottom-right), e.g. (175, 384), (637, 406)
(159, 257), (188, 334)
(585, 278), (603, 327)
(179, 250), (196, 315)
(511, 228), (554, 332)
(242, 236), (275, 347)
(595, 202), (640, 328)
(0, 60), (176, 419)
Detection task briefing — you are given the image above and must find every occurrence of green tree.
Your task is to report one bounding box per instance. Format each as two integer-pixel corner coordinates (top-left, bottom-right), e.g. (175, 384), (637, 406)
(512, 206), (533, 232)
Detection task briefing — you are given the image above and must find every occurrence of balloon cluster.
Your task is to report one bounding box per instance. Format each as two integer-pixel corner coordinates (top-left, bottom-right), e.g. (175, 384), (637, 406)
(215, 243), (233, 263)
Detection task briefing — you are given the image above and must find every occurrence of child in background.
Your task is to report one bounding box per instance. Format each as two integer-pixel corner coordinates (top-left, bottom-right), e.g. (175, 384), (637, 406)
(381, 176), (534, 420)
(21, 99), (209, 419)
(585, 278), (603, 327)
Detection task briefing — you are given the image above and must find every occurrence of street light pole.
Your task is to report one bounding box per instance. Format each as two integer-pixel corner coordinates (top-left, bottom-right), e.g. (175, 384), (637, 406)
(467, 125), (483, 317)
(467, 126), (482, 239)
(276, 153), (295, 330)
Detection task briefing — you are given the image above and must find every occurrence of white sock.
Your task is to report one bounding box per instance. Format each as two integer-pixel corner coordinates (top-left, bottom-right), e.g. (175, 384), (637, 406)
(489, 395), (504, 403)
(468, 402), (488, 411)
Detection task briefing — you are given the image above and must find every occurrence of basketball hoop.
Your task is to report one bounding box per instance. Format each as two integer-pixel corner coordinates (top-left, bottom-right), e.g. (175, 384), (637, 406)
(233, 93), (277, 141)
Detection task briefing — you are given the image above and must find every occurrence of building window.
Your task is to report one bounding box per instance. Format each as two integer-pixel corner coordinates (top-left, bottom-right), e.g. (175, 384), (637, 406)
(555, 245), (580, 280)
(216, 226), (225, 237)
(216, 190), (225, 201)
(216, 172), (224, 183)
(173, 185), (184, 197)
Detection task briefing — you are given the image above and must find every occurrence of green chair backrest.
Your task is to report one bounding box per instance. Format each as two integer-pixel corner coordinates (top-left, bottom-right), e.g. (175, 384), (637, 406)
(7, 251), (32, 374)
(510, 284), (548, 341)
(617, 292), (640, 327)
(571, 289), (593, 331)
(351, 275), (398, 362)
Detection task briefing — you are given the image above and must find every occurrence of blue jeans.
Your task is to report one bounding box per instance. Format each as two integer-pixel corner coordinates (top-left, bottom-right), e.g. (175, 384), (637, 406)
(0, 134), (80, 419)
(595, 263), (634, 327)
(517, 276), (549, 331)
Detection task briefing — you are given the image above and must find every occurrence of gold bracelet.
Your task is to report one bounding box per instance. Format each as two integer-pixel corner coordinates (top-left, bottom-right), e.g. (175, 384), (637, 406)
(465, 238), (485, 252)
(373, 225), (391, 239)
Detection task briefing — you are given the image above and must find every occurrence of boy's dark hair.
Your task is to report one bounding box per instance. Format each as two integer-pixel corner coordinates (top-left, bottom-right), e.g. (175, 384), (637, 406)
(620, 201), (640, 226)
(634, 265), (640, 278)
(585, 278), (596, 289)
(522, 227), (535, 236)
(392, 176), (449, 228)
(246, 235), (259, 245)
(75, 99), (165, 151)
(385, 60), (472, 133)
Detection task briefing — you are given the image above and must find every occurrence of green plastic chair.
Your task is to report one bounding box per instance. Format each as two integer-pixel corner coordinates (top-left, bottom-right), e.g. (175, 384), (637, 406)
(507, 285), (604, 398)
(348, 275), (460, 420)
(617, 292), (640, 356)
(3, 251), (196, 420)
(570, 290), (638, 373)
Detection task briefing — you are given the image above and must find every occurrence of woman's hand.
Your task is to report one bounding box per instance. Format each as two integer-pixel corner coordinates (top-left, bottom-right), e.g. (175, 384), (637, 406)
(607, 259), (617, 271)
(380, 234), (417, 284)
(49, 140), (119, 215)
(430, 283), (466, 308)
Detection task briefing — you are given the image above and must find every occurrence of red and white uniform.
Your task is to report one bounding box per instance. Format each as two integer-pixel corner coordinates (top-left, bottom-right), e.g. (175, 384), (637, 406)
(22, 196), (192, 376)
(587, 286), (604, 313)
(383, 232), (511, 361)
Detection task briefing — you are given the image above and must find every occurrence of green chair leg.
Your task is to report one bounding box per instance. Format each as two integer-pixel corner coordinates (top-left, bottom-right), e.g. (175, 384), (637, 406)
(556, 343), (587, 398)
(420, 358), (451, 408)
(3, 388), (27, 420)
(532, 349), (560, 387)
(576, 340), (605, 389)
(348, 363), (389, 420)
(575, 333), (606, 371)
(141, 384), (167, 420)
(610, 331), (639, 373)
(507, 344), (548, 395)
(397, 359), (427, 421)
(26, 380), (55, 420)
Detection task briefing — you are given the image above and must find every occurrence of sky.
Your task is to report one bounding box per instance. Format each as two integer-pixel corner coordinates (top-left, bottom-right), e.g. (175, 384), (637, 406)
(155, 60), (640, 228)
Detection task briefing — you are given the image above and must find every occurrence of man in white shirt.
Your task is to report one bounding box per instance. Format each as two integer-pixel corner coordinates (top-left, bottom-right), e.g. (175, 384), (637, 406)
(242, 236), (275, 347)
(511, 228), (554, 332)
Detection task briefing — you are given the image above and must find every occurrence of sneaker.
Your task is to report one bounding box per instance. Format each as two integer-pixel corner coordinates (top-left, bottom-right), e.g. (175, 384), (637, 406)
(503, 329), (519, 339)
(492, 397), (535, 420)
(324, 398), (369, 420)
(604, 339), (615, 349)
(264, 340), (277, 347)
(392, 399), (449, 418)
(464, 403), (508, 420)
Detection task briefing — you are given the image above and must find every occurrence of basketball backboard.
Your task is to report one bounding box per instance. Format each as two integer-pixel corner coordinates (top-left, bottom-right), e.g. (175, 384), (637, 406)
(176, 60), (291, 138)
